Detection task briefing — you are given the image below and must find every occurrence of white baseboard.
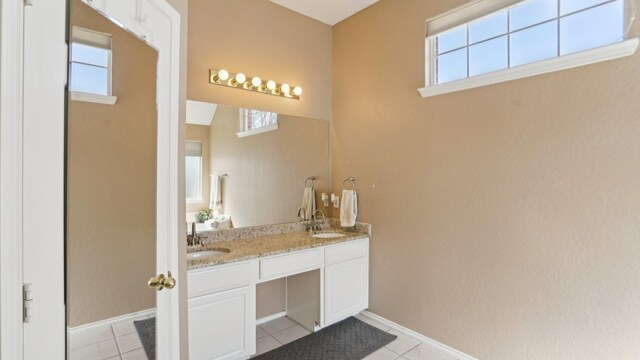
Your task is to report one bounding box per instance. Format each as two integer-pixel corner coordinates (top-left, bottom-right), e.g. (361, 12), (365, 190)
(67, 308), (156, 334)
(360, 310), (478, 360)
(256, 311), (287, 326)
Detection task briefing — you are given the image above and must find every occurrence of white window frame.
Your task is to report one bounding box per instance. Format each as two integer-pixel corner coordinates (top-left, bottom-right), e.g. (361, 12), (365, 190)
(236, 108), (278, 138)
(418, 0), (639, 98)
(185, 141), (203, 204)
(69, 26), (118, 105)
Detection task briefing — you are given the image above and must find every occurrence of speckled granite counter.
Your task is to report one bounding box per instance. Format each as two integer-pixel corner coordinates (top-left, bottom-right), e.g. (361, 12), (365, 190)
(187, 220), (371, 270)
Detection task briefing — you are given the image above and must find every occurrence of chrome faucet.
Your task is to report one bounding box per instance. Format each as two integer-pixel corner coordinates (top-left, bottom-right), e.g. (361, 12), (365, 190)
(311, 209), (326, 232)
(187, 222), (201, 246)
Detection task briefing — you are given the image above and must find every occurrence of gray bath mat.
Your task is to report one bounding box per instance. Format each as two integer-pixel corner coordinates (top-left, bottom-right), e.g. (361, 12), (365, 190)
(134, 317), (155, 360)
(254, 317), (396, 360)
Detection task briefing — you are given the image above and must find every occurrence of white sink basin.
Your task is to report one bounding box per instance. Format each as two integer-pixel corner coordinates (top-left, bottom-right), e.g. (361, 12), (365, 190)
(311, 233), (347, 239)
(187, 249), (229, 261)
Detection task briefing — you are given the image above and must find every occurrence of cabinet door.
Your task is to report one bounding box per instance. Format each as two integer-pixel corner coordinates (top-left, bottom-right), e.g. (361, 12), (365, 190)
(188, 286), (256, 360)
(324, 257), (369, 325)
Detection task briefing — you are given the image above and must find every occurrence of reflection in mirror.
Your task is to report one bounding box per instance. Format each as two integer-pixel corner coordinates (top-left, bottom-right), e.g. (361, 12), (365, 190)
(185, 101), (330, 232)
(66, 0), (157, 358)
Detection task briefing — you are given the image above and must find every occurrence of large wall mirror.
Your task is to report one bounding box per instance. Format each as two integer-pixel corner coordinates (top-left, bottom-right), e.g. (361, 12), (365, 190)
(184, 100), (331, 232)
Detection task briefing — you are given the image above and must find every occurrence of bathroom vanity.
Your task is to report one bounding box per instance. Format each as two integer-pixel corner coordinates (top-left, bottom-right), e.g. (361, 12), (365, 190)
(186, 222), (370, 360)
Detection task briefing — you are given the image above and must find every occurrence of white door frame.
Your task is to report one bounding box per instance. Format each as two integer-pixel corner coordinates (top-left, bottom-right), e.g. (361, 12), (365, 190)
(0, 1), (26, 359)
(0, 0), (184, 358)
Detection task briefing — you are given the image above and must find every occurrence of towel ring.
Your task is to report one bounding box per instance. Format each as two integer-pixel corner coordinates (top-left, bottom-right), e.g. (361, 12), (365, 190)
(343, 177), (356, 191)
(305, 176), (316, 188)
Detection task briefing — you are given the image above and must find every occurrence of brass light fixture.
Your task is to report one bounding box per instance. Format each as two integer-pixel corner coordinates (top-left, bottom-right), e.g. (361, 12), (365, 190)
(209, 69), (302, 100)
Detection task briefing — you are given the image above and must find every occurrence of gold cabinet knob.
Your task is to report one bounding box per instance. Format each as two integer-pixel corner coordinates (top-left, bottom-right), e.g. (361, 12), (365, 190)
(148, 274), (166, 291)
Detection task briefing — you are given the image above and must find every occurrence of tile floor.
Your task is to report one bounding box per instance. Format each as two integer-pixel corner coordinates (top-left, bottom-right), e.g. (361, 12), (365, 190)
(255, 313), (460, 360)
(67, 314), (152, 360)
(69, 312), (458, 360)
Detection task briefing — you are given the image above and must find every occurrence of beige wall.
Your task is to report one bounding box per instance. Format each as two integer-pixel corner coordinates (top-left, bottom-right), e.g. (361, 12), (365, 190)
(210, 105), (330, 228)
(332, 1), (640, 359)
(186, 124), (211, 213)
(67, 0), (157, 327)
(187, 0), (332, 121)
(256, 279), (287, 319)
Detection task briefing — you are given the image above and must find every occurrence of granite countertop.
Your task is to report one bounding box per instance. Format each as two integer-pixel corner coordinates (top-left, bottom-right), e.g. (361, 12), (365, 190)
(187, 228), (369, 270)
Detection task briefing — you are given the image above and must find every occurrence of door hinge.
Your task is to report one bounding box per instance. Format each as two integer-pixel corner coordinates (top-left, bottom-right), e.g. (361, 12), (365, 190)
(24, 0), (34, 6)
(23, 283), (33, 323)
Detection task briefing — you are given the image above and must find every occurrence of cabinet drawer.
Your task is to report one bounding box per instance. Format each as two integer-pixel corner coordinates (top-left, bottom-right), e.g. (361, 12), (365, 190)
(188, 262), (254, 298)
(324, 239), (368, 265)
(260, 248), (322, 281)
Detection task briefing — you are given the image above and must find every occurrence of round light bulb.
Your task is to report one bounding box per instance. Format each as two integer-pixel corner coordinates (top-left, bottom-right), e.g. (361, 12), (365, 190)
(251, 77), (262, 87)
(235, 73), (246, 84)
(281, 83), (290, 94)
(217, 69), (229, 81)
(293, 86), (302, 96)
(266, 80), (277, 91)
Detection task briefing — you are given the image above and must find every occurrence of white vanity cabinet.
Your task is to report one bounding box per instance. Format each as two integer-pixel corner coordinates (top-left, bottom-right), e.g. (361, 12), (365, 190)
(187, 262), (256, 360)
(187, 237), (370, 359)
(323, 240), (369, 325)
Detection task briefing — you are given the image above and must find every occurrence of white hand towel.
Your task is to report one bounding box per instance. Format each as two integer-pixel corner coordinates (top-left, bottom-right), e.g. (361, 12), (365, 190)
(340, 189), (357, 227)
(210, 175), (223, 214)
(301, 186), (316, 220)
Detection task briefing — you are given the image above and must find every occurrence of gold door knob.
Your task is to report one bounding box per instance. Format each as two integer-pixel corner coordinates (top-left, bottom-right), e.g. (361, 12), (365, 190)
(148, 274), (166, 291)
(164, 271), (176, 289)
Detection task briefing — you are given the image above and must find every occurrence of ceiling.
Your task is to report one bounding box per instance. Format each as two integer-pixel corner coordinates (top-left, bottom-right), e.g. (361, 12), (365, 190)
(270, 0), (380, 26)
(186, 100), (217, 126)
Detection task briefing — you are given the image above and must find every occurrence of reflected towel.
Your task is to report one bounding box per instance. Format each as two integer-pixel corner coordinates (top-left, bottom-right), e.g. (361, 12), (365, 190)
(340, 190), (357, 227)
(210, 175), (223, 213)
(301, 187), (316, 221)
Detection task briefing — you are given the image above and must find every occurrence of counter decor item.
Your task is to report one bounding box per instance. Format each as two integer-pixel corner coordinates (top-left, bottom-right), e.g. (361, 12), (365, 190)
(197, 209), (212, 223)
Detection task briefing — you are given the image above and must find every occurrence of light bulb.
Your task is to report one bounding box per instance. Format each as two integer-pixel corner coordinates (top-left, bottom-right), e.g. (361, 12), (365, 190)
(217, 69), (229, 81)
(266, 80), (277, 91)
(281, 83), (290, 94)
(293, 86), (302, 96)
(235, 73), (246, 84)
(251, 77), (262, 87)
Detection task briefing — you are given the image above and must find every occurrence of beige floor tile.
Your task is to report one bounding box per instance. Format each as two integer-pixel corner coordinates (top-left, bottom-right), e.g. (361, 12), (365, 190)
(254, 335), (280, 356)
(68, 324), (114, 349)
(385, 329), (421, 355)
(258, 316), (297, 334)
(403, 343), (458, 360)
(256, 326), (268, 339)
(271, 324), (310, 345)
(120, 348), (148, 360)
(68, 338), (119, 360)
(363, 346), (401, 360)
(115, 333), (143, 354)
(111, 317), (148, 337)
(105, 356), (121, 360)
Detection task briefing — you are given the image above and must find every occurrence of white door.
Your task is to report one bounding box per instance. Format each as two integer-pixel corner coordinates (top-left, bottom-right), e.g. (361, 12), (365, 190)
(324, 257), (369, 325)
(15, 0), (184, 359)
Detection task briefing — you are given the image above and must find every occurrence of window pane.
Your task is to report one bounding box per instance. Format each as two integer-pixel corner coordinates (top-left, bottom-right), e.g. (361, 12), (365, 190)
(510, 0), (558, 31)
(511, 21), (558, 66)
(71, 43), (109, 67)
(69, 63), (109, 95)
(560, 0), (610, 15)
(560, 0), (624, 55)
(469, 36), (508, 76)
(469, 10), (507, 44)
(436, 26), (467, 54)
(436, 48), (468, 84)
(185, 156), (202, 200)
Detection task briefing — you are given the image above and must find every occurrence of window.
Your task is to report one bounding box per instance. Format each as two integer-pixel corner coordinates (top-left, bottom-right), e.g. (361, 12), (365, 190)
(237, 108), (279, 138)
(185, 141), (203, 203)
(69, 26), (117, 104)
(420, 0), (638, 97)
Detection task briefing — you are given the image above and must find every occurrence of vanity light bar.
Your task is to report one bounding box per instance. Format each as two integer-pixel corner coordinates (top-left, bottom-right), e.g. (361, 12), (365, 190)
(209, 69), (302, 100)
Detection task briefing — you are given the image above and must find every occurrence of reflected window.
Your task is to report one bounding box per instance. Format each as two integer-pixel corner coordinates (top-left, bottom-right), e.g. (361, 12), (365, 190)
(430, 0), (626, 85)
(237, 109), (278, 137)
(185, 141), (203, 203)
(69, 26), (112, 96)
